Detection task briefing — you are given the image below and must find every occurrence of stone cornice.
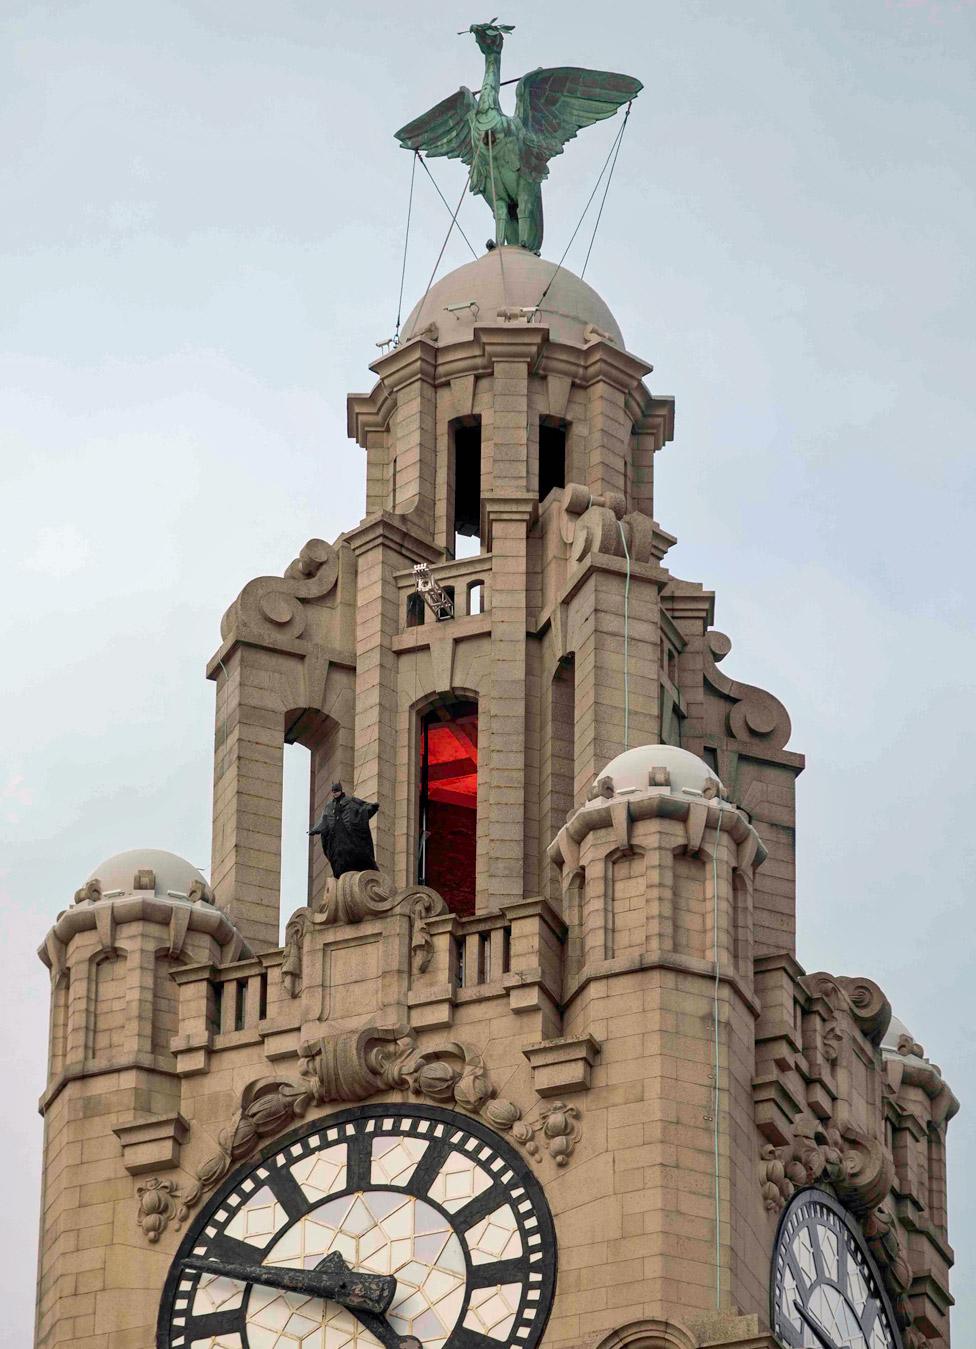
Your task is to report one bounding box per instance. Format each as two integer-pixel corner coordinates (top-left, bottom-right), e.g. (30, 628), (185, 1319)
(368, 336), (438, 388)
(39, 894), (249, 981)
(343, 511), (442, 562)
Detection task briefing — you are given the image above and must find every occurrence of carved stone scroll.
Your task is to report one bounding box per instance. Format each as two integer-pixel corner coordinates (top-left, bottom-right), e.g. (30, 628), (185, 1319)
(220, 537), (341, 643)
(704, 630), (793, 751)
(322, 872), (447, 972)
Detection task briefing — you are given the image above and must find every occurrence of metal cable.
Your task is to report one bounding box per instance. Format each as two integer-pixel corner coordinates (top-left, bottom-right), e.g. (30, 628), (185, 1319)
(415, 154), (479, 261)
(401, 175), (472, 343)
(394, 152), (419, 344)
(533, 110), (630, 313)
(711, 806), (723, 1310)
(581, 101), (633, 279)
(616, 517), (631, 751)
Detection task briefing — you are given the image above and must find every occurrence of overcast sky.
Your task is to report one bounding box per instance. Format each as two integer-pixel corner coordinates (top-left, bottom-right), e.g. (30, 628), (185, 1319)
(1, 0), (973, 1342)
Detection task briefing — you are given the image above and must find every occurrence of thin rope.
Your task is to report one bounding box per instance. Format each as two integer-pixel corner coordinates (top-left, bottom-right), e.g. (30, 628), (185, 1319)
(534, 111), (629, 313)
(394, 152), (419, 344)
(616, 517), (631, 751)
(581, 101), (633, 279)
(401, 175), (471, 342)
(415, 154), (479, 261)
(711, 805), (723, 1310)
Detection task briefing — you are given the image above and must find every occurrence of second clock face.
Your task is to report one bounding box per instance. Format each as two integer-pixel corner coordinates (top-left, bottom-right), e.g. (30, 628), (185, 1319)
(157, 1103), (556, 1349)
(771, 1189), (900, 1349)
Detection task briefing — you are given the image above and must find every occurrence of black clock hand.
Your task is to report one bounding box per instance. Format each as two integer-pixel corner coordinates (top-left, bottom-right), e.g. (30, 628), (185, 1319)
(183, 1253), (422, 1349)
(793, 1300), (842, 1349)
(184, 1249), (394, 1312)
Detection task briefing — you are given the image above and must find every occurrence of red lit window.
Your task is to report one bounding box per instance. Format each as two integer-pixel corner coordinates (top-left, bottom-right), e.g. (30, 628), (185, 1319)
(419, 701), (478, 917)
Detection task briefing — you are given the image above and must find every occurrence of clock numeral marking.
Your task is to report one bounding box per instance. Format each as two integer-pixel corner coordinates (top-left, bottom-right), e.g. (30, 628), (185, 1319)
(467, 1258), (527, 1290)
(183, 1306), (245, 1340)
(264, 1165), (310, 1222)
(198, 1232), (265, 1268)
(403, 1138), (453, 1198)
(344, 1125), (373, 1191)
(451, 1184), (510, 1235)
(449, 1325), (507, 1349)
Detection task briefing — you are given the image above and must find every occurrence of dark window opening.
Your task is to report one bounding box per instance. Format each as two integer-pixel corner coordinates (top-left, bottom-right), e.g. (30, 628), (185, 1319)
(539, 418), (567, 503)
(418, 699), (478, 917)
(233, 979), (247, 1032)
(406, 591), (425, 628)
(452, 420), (482, 554)
(702, 746), (719, 775)
(258, 971), (268, 1021)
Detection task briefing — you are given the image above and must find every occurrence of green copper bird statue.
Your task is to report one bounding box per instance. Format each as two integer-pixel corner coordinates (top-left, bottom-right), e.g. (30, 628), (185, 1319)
(394, 21), (641, 255)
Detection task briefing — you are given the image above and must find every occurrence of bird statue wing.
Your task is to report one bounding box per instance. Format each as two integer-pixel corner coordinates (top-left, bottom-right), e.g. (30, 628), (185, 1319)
(394, 87), (477, 165)
(514, 67), (642, 180)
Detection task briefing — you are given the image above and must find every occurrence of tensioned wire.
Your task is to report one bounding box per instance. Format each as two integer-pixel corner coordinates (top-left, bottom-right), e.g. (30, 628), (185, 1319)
(397, 104), (636, 342)
(533, 101), (634, 314)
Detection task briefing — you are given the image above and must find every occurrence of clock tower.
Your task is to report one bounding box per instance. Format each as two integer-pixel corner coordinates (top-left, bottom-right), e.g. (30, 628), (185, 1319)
(33, 64), (958, 1349)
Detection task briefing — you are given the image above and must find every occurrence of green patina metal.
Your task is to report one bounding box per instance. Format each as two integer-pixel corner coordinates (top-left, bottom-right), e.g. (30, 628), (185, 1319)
(395, 21), (641, 255)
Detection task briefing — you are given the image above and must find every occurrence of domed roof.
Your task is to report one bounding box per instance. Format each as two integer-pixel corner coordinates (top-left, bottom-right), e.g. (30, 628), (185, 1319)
(598, 744), (722, 797)
(401, 248), (625, 350)
(88, 848), (208, 900)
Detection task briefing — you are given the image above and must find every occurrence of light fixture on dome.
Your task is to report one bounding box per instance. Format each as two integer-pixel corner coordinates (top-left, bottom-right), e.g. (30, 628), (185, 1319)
(497, 305), (539, 323)
(444, 300), (479, 320)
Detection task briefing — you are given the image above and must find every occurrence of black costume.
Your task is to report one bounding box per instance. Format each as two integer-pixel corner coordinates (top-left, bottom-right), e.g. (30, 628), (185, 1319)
(309, 787), (379, 878)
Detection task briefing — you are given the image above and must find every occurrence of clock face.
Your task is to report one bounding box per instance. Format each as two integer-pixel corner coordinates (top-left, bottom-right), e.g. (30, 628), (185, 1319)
(157, 1103), (556, 1349)
(771, 1190), (901, 1349)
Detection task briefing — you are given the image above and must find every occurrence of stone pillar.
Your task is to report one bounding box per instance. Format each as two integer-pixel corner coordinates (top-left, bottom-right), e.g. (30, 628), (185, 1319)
(347, 516), (438, 875)
(210, 645), (286, 951)
(483, 497), (536, 910)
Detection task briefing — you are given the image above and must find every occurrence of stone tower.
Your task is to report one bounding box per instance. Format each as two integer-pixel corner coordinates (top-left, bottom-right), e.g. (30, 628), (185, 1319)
(35, 249), (957, 1349)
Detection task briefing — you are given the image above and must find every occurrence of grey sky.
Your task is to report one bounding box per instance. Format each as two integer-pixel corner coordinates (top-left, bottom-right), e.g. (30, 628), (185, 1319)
(2, 0), (973, 1341)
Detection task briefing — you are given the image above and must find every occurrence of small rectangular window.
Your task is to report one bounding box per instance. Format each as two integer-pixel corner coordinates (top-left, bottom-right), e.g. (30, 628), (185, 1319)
(452, 420), (482, 552)
(539, 419), (566, 503)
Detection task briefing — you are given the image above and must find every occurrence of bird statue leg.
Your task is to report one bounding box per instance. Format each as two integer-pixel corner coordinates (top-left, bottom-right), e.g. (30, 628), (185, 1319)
(517, 180), (543, 254)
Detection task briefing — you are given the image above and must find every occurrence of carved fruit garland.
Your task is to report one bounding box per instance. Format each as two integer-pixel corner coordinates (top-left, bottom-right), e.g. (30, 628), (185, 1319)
(158, 1025), (582, 1235)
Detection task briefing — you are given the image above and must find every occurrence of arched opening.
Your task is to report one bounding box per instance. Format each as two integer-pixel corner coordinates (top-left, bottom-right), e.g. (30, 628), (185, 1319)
(283, 708), (352, 921)
(418, 699), (478, 917)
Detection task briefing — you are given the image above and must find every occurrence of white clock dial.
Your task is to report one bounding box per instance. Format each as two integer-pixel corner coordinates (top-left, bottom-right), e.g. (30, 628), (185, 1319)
(771, 1190), (901, 1349)
(158, 1104), (555, 1349)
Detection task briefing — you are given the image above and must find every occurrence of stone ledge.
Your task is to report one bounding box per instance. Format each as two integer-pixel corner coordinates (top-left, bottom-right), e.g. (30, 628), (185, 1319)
(113, 1114), (189, 1175)
(523, 1034), (601, 1096)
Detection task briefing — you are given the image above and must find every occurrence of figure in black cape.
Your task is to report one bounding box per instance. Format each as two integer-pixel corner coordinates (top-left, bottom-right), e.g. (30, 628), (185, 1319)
(308, 782), (379, 878)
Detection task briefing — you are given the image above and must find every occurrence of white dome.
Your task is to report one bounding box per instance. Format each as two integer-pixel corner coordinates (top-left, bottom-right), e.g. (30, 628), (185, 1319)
(88, 848), (207, 899)
(401, 248), (625, 350)
(598, 744), (722, 796)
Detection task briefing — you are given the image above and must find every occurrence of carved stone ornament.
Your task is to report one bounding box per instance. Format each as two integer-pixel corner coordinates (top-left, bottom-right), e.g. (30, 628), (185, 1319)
(73, 877), (102, 905)
(758, 1113), (894, 1218)
(219, 537), (341, 643)
(280, 873), (446, 1001)
(558, 481), (675, 567)
(281, 906), (309, 998)
(136, 1177), (186, 1242)
(168, 1024), (581, 1232)
(704, 629), (793, 751)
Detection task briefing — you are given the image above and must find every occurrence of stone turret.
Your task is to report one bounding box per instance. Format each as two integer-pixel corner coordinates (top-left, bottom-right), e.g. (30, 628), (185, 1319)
(549, 744), (770, 1316)
(35, 849), (247, 1346)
